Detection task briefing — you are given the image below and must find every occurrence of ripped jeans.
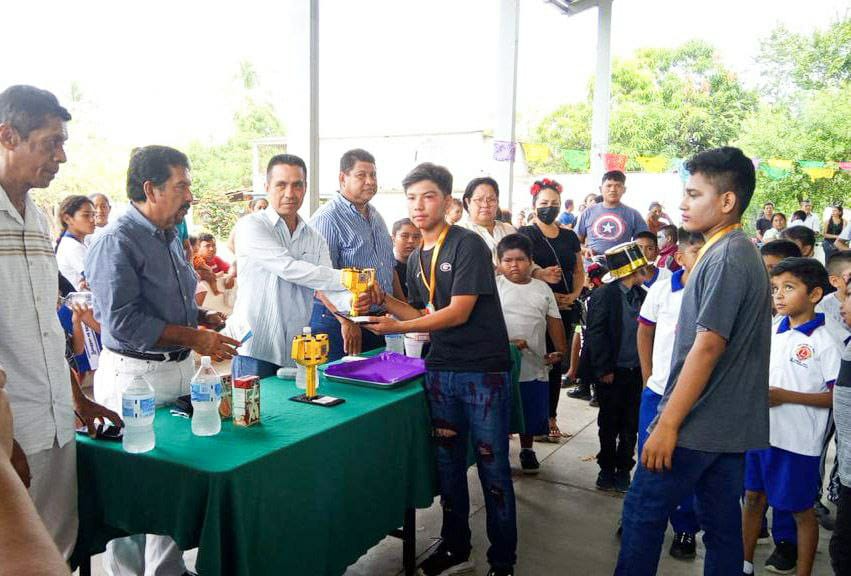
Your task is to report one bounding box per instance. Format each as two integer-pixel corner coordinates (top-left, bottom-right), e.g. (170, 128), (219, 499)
(424, 370), (517, 569)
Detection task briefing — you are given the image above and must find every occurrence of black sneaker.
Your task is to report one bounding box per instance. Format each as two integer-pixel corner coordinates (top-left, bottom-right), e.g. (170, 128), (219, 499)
(486, 568), (513, 576)
(567, 383), (591, 400)
(764, 540), (797, 574)
(519, 449), (540, 474)
(588, 393), (599, 408)
(614, 470), (631, 493)
(669, 532), (696, 560)
(815, 500), (835, 531)
(417, 544), (475, 576)
(596, 469), (616, 491)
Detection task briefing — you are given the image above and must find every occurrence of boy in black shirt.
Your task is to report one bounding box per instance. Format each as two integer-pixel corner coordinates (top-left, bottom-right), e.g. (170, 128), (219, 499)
(366, 163), (515, 576)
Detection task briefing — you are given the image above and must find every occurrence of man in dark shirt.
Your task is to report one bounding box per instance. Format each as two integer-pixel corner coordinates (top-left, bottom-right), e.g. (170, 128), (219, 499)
(755, 201), (774, 243)
(366, 163), (515, 576)
(391, 217), (421, 298)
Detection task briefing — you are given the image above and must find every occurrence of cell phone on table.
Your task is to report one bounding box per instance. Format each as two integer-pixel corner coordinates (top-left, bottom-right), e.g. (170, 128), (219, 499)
(75, 423), (124, 441)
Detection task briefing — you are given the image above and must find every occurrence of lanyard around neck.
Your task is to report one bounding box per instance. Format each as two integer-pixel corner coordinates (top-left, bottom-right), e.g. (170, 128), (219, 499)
(695, 223), (741, 267)
(419, 224), (450, 309)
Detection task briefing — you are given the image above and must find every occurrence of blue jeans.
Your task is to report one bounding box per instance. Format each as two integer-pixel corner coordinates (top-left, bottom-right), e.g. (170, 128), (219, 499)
(616, 448), (745, 576)
(309, 301), (385, 362)
(636, 387), (700, 535)
(231, 355), (281, 380)
(424, 370), (517, 569)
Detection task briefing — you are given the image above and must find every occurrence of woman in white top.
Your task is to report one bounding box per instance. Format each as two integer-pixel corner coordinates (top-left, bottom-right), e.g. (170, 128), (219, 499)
(458, 177), (517, 267)
(55, 195), (96, 290)
(762, 212), (786, 243)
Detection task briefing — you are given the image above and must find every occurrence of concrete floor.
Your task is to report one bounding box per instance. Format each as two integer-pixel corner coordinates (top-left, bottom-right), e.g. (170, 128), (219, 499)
(80, 389), (837, 576)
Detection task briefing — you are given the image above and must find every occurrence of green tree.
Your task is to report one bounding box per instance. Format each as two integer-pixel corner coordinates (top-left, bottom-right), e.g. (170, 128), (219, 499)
(533, 41), (757, 173)
(186, 61), (284, 238)
(738, 17), (851, 225)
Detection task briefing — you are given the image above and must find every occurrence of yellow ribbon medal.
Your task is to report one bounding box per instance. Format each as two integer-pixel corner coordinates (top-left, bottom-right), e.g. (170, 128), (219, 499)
(694, 223), (742, 268)
(419, 224), (450, 313)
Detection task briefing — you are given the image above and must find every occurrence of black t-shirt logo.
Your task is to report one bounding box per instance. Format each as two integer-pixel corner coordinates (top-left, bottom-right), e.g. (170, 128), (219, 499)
(440, 262), (452, 272)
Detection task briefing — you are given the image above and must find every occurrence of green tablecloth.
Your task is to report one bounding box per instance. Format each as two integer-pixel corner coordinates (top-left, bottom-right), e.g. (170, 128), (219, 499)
(73, 347), (523, 576)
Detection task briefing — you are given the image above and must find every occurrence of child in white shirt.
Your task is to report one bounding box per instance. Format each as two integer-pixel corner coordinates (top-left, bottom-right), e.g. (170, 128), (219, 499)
(742, 258), (843, 576)
(496, 234), (567, 474)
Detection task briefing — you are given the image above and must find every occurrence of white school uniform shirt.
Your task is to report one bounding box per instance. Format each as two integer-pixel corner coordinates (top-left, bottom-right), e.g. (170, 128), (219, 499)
(817, 294), (851, 341)
(497, 276), (560, 382)
(769, 313), (842, 456)
(0, 185), (74, 455)
(55, 232), (88, 289)
(638, 268), (686, 395)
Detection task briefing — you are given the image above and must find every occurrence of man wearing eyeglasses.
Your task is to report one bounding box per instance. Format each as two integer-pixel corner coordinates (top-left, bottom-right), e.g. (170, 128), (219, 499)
(309, 149), (404, 361)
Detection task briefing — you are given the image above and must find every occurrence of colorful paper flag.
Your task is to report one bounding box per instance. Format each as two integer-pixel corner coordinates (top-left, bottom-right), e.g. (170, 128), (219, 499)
(798, 160), (835, 180)
(521, 142), (550, 163)
(562, 149), (589, 170)
(603, 153), (628, 172)
(752, 158), (761, 170)
(760, 158), (793, 179)
(493, 140), (516, 162)
(636, 155), (669, 173)
(839, 161), (851, 172)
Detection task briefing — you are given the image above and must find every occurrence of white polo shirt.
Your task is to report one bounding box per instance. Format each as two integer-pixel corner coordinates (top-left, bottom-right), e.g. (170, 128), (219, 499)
(0, 185), (74, 455)
(769, 313), (842, 456)
(638, 268), (686, 395)
(817, 294), (851, 341)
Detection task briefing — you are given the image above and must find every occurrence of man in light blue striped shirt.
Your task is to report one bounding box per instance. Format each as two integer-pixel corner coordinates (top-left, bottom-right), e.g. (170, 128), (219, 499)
(230, 154), (355, 378)
(309, 149), (402, 361)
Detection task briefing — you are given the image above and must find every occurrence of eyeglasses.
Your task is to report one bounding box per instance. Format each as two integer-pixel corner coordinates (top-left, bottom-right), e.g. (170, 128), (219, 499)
(470, 196), (498, 206)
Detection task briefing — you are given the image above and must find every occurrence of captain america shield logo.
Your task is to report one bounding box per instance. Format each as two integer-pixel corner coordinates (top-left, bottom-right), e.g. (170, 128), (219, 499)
(592, 213), (626, 240)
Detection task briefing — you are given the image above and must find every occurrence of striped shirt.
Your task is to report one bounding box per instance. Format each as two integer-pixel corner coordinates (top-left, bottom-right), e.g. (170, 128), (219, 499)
(232, 208), (350, 367)
(309, 192), (396, 294)
(0, 184), (74, 455)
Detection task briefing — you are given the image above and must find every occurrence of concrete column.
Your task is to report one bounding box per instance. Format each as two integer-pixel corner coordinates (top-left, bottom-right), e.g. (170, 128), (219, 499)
(494, 0), (520, 210)
(287, 0), (321, 217)
(590, 0), (612, 178)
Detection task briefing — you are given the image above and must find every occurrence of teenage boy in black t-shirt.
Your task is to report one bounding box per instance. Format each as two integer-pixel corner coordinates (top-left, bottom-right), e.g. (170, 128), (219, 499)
(365, 162), (515, 576)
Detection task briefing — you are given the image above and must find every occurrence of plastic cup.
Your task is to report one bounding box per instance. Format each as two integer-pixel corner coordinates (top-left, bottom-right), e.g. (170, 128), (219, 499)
(404, 336), (425, 358)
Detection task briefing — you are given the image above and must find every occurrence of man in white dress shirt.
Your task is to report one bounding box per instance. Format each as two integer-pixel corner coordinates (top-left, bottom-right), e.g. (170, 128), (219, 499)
(230, 154), (366, 379)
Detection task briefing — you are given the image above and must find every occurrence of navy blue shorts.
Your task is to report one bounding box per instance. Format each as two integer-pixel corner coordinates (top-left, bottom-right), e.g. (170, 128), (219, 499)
(744, 447), (820, 513)
(519, 380), (548, 436)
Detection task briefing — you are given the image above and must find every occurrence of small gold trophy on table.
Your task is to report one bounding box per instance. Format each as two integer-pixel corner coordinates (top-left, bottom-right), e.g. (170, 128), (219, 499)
(339, 267), (376, 320)
(290, 330), (344, 407)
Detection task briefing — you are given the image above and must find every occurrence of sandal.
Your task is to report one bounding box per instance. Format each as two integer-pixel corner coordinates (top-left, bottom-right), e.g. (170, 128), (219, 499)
(547, 419), (571, 442)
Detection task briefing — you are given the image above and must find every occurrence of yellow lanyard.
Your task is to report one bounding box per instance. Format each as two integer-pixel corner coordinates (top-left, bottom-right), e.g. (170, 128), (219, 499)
(695, 223), (742, 267)
(418, 224), (450, 310)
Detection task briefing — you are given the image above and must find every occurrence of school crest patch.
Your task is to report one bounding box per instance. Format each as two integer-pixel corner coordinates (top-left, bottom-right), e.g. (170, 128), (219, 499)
(792, 343), (814, 366)
(440, 262), (452, 272)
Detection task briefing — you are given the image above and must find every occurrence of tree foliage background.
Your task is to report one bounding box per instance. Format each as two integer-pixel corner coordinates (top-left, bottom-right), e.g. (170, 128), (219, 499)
(37, 61), (284, 239)
(531, 17), (850, 227)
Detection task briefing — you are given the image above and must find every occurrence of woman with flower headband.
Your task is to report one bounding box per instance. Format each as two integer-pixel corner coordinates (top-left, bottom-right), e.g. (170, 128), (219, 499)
(518, 178), (585, 442)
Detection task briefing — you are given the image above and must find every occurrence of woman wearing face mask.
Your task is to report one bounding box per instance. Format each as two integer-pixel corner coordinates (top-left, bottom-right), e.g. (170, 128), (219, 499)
(519, 179), (585, 442)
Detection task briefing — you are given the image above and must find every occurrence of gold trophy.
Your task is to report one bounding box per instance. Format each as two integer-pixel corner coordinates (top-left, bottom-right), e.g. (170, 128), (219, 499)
(290, 330), (343, 406)
(340, 267), (375, 317)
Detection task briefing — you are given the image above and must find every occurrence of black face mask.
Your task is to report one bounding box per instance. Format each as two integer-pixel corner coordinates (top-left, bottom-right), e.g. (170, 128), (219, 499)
(536, 206), (559, 225)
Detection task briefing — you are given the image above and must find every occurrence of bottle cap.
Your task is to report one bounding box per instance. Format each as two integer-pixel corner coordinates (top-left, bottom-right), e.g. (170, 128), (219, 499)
(302, 327), (312, 335)
(201, 356), (211, 366)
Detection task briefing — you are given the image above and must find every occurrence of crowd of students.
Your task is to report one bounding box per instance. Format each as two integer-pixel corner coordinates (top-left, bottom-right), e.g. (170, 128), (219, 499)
(3, 83), (851, 576)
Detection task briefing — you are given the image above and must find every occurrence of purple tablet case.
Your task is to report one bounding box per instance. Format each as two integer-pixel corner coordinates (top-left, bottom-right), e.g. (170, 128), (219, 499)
(324, 352), (426, 386)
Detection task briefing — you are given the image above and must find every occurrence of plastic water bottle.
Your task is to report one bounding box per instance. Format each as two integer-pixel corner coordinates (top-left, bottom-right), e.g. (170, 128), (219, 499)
(191, 356), (222, 436)
(385, 332), (404, 354)
(295, 327), (314, 391)
(122, 372), (156, 453)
